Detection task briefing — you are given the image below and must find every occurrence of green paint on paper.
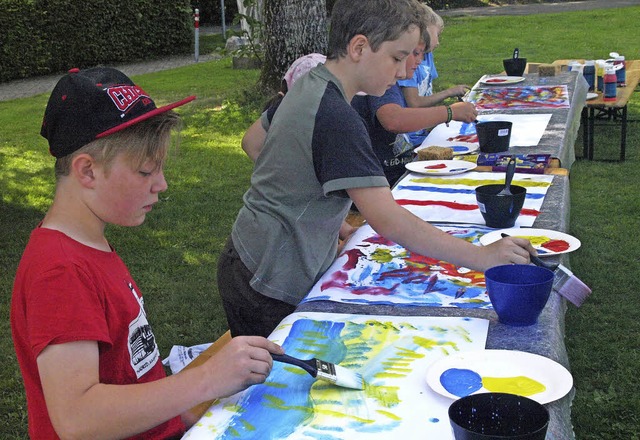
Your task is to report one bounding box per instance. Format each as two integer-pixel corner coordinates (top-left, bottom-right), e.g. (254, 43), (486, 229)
(366, 385), (401, 407)
(371, 248), (395, 263)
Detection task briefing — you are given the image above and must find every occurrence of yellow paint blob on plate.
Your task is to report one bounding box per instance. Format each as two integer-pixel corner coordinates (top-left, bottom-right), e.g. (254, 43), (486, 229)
(482, 375), (546, 396)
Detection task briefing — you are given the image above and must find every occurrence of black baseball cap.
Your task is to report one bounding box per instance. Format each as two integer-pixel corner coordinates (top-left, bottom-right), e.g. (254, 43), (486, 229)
(41, 67), (196, 158)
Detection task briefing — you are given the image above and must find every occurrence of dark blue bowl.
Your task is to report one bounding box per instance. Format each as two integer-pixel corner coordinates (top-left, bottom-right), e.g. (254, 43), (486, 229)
(485, 264), (554, 326)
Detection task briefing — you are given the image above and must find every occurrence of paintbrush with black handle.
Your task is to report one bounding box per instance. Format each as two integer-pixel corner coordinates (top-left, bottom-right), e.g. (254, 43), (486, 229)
(272, 353), (364, 390)
(501, 233), (592, 306)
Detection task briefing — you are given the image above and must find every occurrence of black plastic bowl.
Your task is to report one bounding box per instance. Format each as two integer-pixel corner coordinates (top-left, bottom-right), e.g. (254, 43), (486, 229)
(503, 58), (527, 76)
(475, 184), (526, 228)
(449, 392), (549, 440)
(476, 121), (512, 153)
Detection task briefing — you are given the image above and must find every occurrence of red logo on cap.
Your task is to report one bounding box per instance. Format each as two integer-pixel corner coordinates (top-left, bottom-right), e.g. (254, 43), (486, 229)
(107, 86), (152, 112)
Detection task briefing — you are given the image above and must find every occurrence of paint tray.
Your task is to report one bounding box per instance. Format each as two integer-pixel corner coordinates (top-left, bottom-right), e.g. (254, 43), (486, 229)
(477, 154), (551, 174)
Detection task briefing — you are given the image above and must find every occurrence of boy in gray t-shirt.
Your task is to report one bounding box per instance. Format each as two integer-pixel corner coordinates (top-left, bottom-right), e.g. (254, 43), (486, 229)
(218, 0), (536, 338)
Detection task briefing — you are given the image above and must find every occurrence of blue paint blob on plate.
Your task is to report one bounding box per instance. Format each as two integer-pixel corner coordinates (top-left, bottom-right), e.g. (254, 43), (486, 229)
(451, 145), (471, 154)
(440, 368), (483, 397)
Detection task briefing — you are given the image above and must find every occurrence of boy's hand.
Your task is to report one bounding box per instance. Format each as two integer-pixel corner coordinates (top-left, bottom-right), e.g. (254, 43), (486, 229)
(203, 336), (284, 398)
(448, 85), (470, 99)
(479, 236), (536, 271)
(450, 102), (477, 123)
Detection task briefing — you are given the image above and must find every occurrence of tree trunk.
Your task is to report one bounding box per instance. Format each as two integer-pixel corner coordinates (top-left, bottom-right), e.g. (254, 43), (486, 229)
(260, 0), (328, 92)
(236, 0), (263, 37)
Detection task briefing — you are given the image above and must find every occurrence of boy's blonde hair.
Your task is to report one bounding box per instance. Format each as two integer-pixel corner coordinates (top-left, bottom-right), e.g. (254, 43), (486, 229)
(420, 3), (444, 45)
(327, 0), (428, 60)
(54, 111), (181, 178)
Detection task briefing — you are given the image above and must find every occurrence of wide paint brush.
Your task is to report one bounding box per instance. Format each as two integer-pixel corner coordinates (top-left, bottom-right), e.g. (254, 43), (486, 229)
(501, 233), (592, 306)
(272, 353), (364, 390)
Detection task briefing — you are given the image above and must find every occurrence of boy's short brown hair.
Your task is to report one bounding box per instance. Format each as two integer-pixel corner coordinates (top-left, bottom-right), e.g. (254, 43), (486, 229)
(327, 0), (428, 60)
(54, 111), (181, 178)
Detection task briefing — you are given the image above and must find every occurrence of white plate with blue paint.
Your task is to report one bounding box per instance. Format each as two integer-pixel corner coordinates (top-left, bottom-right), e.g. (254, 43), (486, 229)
(450, 144), (479, 155)
(406, 160), (477, 176)
(425, 349), (573, 404)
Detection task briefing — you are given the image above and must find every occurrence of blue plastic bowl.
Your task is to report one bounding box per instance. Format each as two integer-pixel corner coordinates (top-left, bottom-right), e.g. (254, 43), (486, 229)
(485, 264), (554, 326)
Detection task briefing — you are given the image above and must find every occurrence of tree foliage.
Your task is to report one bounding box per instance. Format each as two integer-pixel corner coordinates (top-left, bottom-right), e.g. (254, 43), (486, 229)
(0, 0), (193, 82)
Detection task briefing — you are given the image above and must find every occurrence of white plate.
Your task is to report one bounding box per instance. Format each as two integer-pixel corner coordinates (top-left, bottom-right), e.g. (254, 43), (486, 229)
(425, 349), (573, 404)
(586, 92), (598, 100)
(480, 227), (581, 256)
(405, 160), (477, 176)
(480, 75), (526, 85)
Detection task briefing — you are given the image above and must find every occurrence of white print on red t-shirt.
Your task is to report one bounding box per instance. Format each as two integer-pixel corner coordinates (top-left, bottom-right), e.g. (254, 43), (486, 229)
(126, 282), (160, 379)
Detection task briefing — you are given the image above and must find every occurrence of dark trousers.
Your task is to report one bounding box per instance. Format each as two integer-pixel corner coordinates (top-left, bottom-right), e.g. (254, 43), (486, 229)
(217, 236), (296, 338)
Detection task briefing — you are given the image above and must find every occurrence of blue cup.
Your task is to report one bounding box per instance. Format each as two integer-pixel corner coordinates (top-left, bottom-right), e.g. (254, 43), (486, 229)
(485, 264), (554, 326)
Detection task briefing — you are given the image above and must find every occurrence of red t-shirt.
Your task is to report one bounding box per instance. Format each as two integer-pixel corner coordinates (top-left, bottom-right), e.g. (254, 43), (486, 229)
(11, 228), (185, 439)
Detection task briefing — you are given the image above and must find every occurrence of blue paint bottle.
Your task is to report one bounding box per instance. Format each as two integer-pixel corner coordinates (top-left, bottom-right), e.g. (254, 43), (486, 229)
(582, 60), (595, 92)
(612, 54), (626, 85)
(596, 60), (606, 92)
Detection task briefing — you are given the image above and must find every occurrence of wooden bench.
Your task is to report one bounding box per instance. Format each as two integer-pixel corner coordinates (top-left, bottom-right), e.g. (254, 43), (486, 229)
(554, 59), (640, 161)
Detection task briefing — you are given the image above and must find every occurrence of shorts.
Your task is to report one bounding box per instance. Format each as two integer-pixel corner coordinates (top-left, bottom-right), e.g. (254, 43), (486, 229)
(216, 236), (296, 338)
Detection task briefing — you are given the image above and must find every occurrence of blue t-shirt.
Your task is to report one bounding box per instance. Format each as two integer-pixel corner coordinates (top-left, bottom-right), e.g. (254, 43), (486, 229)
(396, 52), (439, 146)
(352, 84), (423, 186)
(398, 52), (439, 97)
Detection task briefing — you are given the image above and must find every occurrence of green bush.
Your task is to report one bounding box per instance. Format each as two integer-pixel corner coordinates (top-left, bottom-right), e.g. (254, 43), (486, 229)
(0, 0), (193, 82)
(0, 0), (51, 80)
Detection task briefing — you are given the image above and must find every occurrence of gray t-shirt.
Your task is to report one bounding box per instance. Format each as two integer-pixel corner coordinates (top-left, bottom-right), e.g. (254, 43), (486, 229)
(231, 64), (388, 305)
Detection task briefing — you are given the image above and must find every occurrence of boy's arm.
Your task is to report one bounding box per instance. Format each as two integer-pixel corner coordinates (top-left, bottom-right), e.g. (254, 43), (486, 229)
(402, 85), (470, 108)
(347, 186), (534, 272)
(241, 118), (267, 162)
(38, 337), (283, 439)
(376, 101), (477, 134)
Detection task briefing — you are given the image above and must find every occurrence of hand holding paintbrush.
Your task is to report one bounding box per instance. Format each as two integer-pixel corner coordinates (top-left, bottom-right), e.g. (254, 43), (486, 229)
(501, 233), (592, 306)
(272, 353), (364, 390)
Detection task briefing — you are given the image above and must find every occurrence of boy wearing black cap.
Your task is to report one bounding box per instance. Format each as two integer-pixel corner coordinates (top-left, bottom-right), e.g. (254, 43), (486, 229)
(10, 67), (283, 439)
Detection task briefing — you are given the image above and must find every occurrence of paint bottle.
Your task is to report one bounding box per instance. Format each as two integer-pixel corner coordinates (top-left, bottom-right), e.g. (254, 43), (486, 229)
(595, 60), (606, 92)
(603, 66), (617, 102)
(582, 60), (595, 92)
(612, 54), (626, 85)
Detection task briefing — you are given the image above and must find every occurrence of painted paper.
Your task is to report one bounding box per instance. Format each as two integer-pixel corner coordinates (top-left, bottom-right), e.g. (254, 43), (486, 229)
(182, 312), (489, 440)
(391, 171), (553, 227)
(468, 85), (570, 111)
(301, 224), (491, 308)
(418, 113), (552, 149)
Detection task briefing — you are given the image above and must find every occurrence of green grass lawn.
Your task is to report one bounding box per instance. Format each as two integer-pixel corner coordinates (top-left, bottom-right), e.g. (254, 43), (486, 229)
(2, 6), (640, 438)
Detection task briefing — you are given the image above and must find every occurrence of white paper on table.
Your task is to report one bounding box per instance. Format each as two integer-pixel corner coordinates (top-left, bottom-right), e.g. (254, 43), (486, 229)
(301, 223), (493, 308)
(391, 171), (554, 227)
(418, 113), (552, 149)
(182, 312), (489, 440)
